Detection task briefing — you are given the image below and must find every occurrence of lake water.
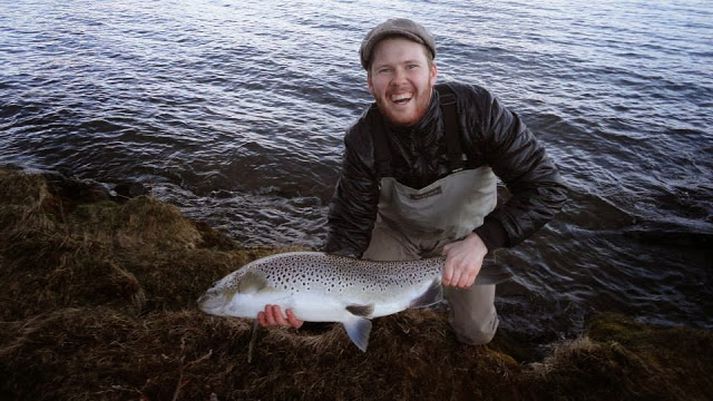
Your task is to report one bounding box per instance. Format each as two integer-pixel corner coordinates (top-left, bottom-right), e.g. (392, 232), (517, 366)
(1, 0), (712, 339)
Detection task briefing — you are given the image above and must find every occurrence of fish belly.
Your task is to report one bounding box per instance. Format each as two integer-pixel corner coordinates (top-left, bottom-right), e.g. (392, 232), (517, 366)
(289, 294), (362, 322)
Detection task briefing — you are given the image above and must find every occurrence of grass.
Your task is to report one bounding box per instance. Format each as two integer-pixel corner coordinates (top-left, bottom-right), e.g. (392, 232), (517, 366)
(1, 168), (711, 401)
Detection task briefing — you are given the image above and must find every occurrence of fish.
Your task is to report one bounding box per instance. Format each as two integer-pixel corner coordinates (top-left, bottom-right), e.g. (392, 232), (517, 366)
(197, 251), (445, 352)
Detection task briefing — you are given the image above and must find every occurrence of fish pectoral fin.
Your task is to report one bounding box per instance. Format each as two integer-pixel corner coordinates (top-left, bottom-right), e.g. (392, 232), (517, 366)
(475, 270), (514, 285)
(237, 271), (269, 294)
(346, 303), (374, 317)
(342, 317), (372, 352)
(409, 278), (443, 308)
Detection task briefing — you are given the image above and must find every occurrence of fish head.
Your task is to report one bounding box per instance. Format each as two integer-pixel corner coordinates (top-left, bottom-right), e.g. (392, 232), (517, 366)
(197, 269), (283, 318)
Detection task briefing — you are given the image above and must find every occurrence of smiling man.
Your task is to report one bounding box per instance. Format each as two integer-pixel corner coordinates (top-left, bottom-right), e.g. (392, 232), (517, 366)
(367, 35), (436, 126)
(259, 18), (567, 345)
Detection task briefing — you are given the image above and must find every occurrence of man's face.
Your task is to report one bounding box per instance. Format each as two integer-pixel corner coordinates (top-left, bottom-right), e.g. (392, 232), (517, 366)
(367, 37), (438, 127)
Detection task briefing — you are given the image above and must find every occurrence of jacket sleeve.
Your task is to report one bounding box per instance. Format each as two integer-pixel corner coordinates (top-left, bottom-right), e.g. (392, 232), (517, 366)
(323, 129), (380, 257)
(468, 86), (568, 250)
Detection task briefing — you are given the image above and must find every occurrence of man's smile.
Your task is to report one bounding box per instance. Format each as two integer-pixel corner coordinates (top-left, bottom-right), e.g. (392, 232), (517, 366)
(390, 92), (413, 106)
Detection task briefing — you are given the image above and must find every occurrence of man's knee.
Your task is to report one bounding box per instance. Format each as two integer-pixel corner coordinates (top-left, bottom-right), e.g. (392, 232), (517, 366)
(446, 284), (499, 345)
(450, 311), (499, 345)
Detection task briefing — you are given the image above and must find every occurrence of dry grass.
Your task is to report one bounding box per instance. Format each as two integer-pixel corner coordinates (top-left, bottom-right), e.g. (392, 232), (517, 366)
(1, 168), (711, 401)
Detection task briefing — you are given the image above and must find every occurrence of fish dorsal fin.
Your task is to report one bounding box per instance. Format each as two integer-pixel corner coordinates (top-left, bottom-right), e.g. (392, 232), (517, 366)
(409, 278), (443, 308)
(343, 317), (372, 352)
(346, 303), (374, 317)
(237, 271), (268, 294)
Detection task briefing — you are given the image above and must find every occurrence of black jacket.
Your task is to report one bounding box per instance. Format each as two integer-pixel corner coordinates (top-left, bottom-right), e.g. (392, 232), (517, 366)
(324, 82), (567, 257)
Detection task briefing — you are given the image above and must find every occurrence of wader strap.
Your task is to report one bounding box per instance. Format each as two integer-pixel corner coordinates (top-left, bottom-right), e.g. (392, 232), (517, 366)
(437, 85), (466, 172)
(373, 108), (393, 177)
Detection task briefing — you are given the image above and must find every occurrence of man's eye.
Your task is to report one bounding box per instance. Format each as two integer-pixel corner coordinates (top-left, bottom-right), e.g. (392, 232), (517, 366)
(407, 64), (419, 70)
(378, 68), (392, 74)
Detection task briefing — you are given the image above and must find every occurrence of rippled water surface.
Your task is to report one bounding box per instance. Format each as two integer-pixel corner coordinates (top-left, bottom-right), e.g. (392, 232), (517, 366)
(2, 0), (712, 338)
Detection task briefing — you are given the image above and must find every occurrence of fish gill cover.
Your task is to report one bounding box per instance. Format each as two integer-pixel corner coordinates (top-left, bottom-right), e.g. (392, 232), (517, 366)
(1, 168), (712, 401)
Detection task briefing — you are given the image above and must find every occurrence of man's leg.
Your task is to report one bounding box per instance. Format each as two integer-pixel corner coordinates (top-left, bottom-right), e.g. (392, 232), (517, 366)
(362, 223), (419, 261)
(444, 284), (499, 345)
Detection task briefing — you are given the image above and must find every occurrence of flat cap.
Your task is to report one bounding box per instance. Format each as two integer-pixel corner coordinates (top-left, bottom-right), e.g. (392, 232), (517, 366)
(359, 18), (436, 70)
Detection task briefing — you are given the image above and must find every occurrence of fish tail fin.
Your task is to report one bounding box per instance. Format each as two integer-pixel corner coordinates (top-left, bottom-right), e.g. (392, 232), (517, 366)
(409, 277), (443, 308)
(343, 318), (372, 352)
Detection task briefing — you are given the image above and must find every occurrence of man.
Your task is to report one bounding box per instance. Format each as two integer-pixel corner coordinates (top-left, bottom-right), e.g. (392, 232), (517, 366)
(259, 18), (567, 345)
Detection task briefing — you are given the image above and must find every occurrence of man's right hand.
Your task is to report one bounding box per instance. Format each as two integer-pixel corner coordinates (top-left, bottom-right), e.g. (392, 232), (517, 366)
(257, 305), (304, 329)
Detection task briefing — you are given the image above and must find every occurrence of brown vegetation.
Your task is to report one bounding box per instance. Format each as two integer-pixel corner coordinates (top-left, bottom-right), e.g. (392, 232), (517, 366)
(1, 168), (711, 401)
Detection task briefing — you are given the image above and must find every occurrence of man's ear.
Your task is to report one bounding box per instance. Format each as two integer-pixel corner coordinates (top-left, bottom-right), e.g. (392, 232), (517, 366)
(429, 62), (438, 85)
(367, 72), (374, 96)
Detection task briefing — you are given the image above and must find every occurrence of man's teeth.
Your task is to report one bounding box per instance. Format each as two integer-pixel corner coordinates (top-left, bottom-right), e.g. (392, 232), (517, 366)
(391, 93), (412, 103)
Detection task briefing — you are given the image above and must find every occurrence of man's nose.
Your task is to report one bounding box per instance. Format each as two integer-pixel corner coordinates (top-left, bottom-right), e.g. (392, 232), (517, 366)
(391, 67), (407, 84)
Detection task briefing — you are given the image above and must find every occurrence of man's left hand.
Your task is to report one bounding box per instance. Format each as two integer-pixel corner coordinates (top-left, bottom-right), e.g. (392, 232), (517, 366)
(441, 233), (488, 288)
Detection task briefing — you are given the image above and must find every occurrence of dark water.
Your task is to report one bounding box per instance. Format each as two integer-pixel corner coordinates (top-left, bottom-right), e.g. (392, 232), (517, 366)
(2, 0), (712, 339)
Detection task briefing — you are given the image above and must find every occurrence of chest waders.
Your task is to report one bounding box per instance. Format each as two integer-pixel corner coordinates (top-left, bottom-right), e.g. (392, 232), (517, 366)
(362, 86), (509, 344)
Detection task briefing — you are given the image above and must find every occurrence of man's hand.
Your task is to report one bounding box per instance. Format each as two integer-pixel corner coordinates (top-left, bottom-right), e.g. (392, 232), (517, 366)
(441, 233), (488, 288)
(257, 305), (304, 329)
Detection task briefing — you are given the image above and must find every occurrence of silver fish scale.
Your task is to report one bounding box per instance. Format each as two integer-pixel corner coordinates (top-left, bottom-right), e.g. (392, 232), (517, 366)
(244, 252), (443, 295)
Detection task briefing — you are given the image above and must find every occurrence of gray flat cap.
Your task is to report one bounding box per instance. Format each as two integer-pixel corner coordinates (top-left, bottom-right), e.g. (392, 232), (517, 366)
(359, 18), (436, 70)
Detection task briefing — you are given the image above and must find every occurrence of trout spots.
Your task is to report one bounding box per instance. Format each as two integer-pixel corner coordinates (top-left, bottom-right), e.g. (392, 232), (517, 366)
(234, 252), (443, 296)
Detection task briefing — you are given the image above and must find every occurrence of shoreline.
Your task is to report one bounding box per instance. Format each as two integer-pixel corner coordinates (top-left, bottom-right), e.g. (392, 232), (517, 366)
(1, 167), (711, 401)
